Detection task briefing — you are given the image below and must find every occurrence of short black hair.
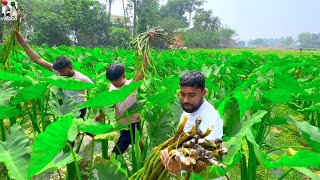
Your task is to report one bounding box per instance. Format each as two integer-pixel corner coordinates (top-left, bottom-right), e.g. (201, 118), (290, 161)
(106, 63), (125, 81)
(180, 71), (205, 90)
(52, 56), (72, 70)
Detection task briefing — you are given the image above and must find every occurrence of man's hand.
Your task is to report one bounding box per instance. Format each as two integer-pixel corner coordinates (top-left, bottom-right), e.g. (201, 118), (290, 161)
(160, 148), (207, 175)
(12, 29), (25, 44)
(160, 148), (185, 175)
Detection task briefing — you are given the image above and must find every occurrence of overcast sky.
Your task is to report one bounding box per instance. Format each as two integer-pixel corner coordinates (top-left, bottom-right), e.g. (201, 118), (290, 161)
(103, 0), (320, 41)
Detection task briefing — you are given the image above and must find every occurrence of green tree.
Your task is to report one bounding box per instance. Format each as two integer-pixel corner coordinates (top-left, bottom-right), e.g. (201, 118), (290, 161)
(159, 16), (188, 34)
(159, 0), (188, 25)
(29, 12), (72, 46)
(280, 36), (294, 47)
(217, 27), (236, 48)
(298, 32), (320, 48)
(62, 0), (110, 46)
(137, 0), (159, 33)
(108, 27), (132, 48)
(185, 0), (206, 27)
(193, 8), (221, 32)
(250, 38), (266, 47)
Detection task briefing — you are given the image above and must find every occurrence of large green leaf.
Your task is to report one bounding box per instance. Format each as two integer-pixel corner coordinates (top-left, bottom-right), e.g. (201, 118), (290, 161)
(192, 152), (242, 179)
(78, 81), (141, 108)
(45, 75), (95, 90)
(147, 92), (175, 109)
(94, 155), (128, 180)
(0, 70), (32, 84)
(0, 82), (17, 106)
(288, 118), (320, 153)
(263, 88), (292, 103)
(223, 110), (267, 165)
(265, 150), (320, 168)
(28, 115), (73, 179)
(11, 83), (47, 105)
(294, 167), (320, 180)
(35, 152), (81, 176)
(0, 124), (30, 180)
(49, 93), (80, 117)
(77, 123), (127, 135)
(219, 97), (241, 137)
(0, 106), (21, 119)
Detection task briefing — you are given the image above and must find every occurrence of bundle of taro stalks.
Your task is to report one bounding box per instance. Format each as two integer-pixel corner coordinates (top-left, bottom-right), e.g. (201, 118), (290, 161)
(129, 115), (228, 180)
(131, 27), (172, 76)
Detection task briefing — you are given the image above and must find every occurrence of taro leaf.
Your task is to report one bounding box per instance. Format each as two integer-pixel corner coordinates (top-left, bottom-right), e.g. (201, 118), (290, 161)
(35, 152), (81, 176)
(0, 70), (32, 84)
(294, 167), (320, 180)
(234, 91), (253, 118)
(265, 150), (320, 169)
(45, 75), (95, 90)
(0, 124), (30, 180)
(201, 65), (213, 78)
(218, 97), (241, 137)
(11, 83), (47, 105)
(0, 106), (21, 119)
(246, 129), (266, 168)
(77, 120), (127, 135)
(78, 81), (141, 108)
(298, 105), (320, 111)
(263, 88), (292, 103)
(0, 82), (17, 106)
(147, 111), (173, 147)
(49, 93), (80, 118)
(223, 110), (267, 165)
(147, 92), (175, 109)
(94, 155), (127, 180)
(28, 115), (73, 179)
(288, 118), (320, 153)
(192, 152), (242, 179)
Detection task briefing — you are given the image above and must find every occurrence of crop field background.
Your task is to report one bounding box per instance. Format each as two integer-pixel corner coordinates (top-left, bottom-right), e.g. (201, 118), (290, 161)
(0, 45), (320, 180)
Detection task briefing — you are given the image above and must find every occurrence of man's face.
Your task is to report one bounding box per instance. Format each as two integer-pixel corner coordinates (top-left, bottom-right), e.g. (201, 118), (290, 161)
(110, 75), (126, 88)
(180, 86), (206, 113)
(57, 66), (74, 77)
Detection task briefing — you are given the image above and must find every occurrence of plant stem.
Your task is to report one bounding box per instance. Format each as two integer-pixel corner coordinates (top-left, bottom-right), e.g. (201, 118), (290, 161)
(68, 143), (82, 180)
(0, 119), (6, 142)
(278, 168), (293, 180)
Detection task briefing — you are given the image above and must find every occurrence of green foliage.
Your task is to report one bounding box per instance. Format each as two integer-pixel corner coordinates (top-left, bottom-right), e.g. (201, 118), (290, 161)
(137, 0), (159, 33)
(265, 150), (320, 169)
(0, 106), (21, 119)
(30, 12), (72, 46)
(108, 28), (132, 48)
(94, 155), (128, 180)
(0, 124), (30, 180)
(28, 115), (73, 179)
(193, 8), (221, 32)
(11, 83), (47, 105)
(79, 81), (142, 108)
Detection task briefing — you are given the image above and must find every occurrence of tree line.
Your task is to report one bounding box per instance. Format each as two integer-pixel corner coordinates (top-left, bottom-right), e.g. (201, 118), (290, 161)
(0, 0), (236, 48)
(247, 32), (320, 49)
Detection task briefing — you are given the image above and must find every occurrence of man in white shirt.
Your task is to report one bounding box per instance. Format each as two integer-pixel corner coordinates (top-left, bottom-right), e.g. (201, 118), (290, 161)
(14, 30), (93, 119)
(160, 71), (224, 175)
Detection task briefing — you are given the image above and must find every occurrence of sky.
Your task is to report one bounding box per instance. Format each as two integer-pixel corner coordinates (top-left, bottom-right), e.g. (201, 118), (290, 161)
(101, 0), (320, 41)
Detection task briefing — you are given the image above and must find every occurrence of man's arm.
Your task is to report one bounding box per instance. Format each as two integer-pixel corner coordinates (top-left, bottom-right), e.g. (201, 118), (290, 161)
(14, 30), (53, 71)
